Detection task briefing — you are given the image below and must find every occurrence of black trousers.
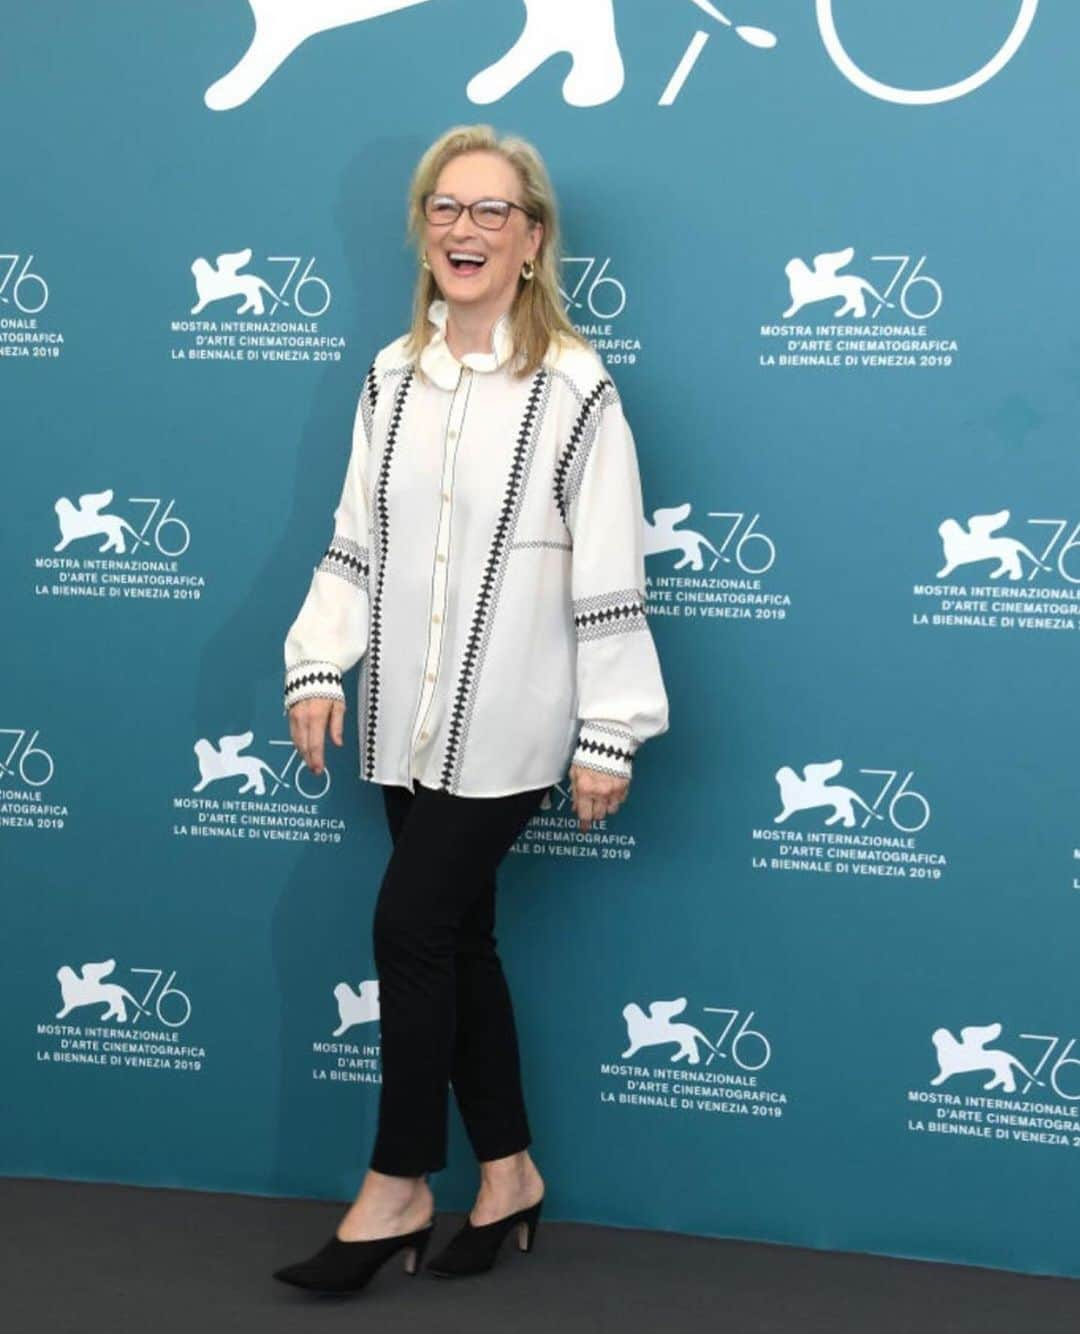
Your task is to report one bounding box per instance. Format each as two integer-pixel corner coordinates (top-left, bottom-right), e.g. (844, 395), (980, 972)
(369, 778), (550, 1176)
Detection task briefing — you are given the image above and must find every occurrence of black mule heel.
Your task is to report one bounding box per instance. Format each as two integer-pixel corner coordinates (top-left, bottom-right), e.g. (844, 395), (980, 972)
(272, 1218), (435, 1294)
(425, 1196), (543, 1277)
(402, 1227), (432, 1275)
(516, 1198), (542, 1252)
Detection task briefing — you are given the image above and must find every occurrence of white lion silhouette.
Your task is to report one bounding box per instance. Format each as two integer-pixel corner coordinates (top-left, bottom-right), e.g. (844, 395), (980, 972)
(190, 248), (280, 315)
(56, 959), (151, 1023)
(930, 1022), (1043, 1094)
(774, 758), (881, 828)
(621, 997), (722, 1065)
(782, 246), (892, 319)
(644, 502), (728, 571)
(205, 0), (625, 111)
(936, 509), (1051, 581)
(193, 731), (277, 794)
(331, 979), (381, 1035)
(54, 489), (140, 554)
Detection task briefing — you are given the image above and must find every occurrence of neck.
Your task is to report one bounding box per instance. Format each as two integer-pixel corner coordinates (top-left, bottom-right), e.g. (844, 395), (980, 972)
(443, 296), (513, 360)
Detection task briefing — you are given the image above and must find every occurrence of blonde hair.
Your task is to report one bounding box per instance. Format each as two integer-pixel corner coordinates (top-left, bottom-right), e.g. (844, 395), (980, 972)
(401, 124), (590, 381)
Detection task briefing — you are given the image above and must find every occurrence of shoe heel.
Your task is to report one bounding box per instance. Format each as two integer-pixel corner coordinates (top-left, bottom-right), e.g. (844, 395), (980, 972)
(403, 1224), (434, 1275)
(515, 1198), (543, 1252)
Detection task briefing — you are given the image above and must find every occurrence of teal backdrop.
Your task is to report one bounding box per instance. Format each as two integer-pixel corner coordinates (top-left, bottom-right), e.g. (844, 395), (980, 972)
(4, 0), (1079, 1279)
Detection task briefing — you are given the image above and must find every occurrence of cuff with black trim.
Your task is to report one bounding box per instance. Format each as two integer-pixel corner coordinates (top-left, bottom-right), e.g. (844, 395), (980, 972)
(282, 660), (345, 715)
(570, 721), (638, 780)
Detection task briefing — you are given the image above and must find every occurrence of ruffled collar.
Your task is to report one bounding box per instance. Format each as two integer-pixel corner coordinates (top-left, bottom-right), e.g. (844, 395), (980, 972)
(419, 298), (515, 390)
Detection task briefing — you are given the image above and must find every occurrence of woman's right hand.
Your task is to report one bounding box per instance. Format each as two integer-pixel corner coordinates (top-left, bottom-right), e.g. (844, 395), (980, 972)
(287, 697), (346, 776)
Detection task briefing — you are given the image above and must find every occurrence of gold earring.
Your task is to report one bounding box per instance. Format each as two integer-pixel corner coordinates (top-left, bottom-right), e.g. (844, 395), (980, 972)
(521, 259), (535, 281)
(421, 252), (431, 270)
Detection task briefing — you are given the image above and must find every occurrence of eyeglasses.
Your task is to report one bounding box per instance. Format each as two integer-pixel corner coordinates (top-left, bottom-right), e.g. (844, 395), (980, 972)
(422, 193), (537, 231)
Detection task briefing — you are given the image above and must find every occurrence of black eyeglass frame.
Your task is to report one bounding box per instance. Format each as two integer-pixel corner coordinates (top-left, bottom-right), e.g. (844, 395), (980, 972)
(421, 192), (540, 231)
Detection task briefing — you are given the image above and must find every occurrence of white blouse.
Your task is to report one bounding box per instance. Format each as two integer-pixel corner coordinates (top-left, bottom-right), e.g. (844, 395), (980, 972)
(282, 298), (669, 798)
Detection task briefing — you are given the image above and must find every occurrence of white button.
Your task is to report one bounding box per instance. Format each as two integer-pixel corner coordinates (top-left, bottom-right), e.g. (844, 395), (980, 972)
(425, 671), (435, 682)
(419, 730), (429, 741)
(436, 552), (446, 562)
(448, 428), (458, 440)
(432, 612), (441, 623)
(442, 490), (451, 502)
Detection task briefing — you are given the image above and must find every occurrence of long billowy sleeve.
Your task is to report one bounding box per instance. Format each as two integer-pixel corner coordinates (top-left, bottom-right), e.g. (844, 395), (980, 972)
(563, 379), (669, 779)
(281, 365), (376, 714)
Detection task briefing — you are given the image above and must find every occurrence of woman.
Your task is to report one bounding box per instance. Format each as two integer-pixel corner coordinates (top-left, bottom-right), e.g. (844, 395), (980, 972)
(273, 124), (669, 1294)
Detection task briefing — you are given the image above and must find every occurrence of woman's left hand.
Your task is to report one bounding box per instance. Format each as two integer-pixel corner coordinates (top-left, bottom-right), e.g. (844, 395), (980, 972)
(569, 763), (629, 832)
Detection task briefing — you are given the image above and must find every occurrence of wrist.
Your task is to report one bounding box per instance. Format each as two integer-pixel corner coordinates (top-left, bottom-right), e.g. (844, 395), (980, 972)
(283, 660), (345, 715)
(572, 721), (636, 780)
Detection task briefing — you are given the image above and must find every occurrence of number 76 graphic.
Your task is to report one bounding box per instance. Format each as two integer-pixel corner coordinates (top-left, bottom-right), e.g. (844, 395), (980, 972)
(204, 0), (1040, 112)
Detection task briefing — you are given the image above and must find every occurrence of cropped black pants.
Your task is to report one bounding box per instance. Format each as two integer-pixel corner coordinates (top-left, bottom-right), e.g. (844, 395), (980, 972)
(368, 778), (550, 1177)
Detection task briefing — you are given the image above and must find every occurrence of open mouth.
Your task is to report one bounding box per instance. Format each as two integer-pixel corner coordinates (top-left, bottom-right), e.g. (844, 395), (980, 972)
(447, 250), (487, 275)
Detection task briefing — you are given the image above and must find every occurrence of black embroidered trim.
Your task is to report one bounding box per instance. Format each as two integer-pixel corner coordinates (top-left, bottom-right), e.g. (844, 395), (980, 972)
(284, 667), (343, 700)
(360, 360), (378, 443)
(362, 365), (414, 780)
(318, 535), (370, 590)
(580, 719), (637, 748)
(439, 368), (549, 792)
(573, 587), (647, 641)
(575, 736), (633, 764)
(553, 377), (613, 525)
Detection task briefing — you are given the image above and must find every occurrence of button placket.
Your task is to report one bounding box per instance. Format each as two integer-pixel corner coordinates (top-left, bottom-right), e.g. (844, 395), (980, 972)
(408, 368), (472, 767)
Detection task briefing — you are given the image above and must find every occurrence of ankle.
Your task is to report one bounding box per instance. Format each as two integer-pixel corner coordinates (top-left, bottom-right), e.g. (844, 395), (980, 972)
(360, 1170), (432, 1209)
(478, 1151), (542, 1191)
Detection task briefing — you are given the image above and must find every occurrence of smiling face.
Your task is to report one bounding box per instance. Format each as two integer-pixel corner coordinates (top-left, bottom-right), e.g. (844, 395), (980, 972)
(424, 150), (543, 316)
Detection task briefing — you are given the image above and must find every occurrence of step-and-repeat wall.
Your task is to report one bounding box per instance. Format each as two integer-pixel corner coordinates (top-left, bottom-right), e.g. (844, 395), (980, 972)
(6, 1), (1078, 1279)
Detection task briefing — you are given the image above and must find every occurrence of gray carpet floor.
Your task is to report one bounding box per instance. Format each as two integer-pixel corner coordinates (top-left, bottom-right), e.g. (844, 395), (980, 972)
(4, 1176), (1080, 1333)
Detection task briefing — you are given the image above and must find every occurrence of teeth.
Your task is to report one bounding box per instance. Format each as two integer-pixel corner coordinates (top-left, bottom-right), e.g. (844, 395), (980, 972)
(449, 252), (486, 263)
